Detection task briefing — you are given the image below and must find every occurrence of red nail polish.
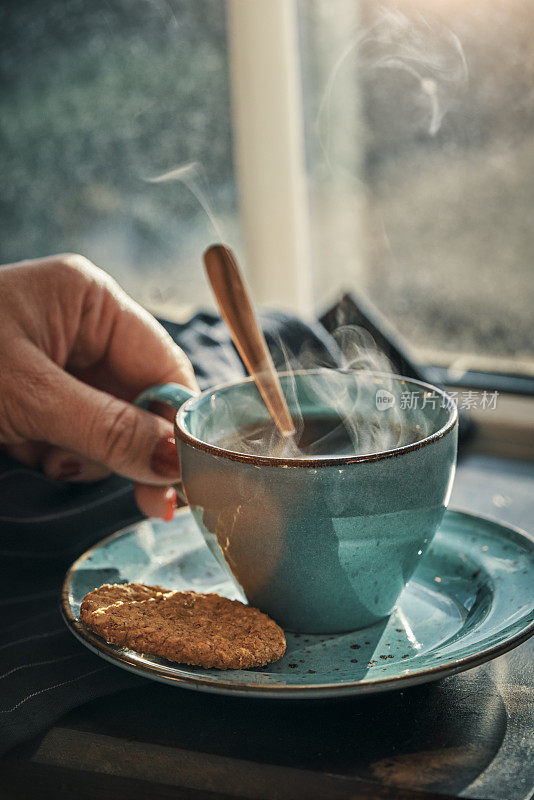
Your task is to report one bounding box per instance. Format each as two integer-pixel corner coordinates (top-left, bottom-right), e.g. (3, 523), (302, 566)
(56, 460), (82, 481)
(151, 436), (179, 479)
(163, 487), (177, 522)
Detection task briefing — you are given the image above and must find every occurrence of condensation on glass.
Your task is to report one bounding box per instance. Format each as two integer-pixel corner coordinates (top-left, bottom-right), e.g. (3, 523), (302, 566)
(1, 0), (532, 374)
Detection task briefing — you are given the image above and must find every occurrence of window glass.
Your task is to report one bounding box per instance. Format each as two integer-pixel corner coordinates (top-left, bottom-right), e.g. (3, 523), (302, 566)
(0, 0), (237, 316)
(2, 0), (533, 377)
(299, 0), (534, 375)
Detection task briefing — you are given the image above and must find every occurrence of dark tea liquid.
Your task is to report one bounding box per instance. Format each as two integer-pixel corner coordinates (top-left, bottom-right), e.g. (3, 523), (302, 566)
(216, 414), (423, 458)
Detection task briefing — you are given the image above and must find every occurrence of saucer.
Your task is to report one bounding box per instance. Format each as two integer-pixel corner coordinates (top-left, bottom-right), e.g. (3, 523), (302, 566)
(61, 508), (534, 698)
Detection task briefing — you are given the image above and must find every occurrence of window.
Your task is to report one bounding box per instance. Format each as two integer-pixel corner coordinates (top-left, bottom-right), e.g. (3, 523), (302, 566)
(298, 0), (534, 376)
(0, 0), (239, 315)
(1, 0), (533, 377)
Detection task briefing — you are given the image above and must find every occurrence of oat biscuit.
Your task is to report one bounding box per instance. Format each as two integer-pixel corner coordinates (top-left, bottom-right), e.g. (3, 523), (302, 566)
(80, 583), (286, 669)
(80, 582), (171, 615)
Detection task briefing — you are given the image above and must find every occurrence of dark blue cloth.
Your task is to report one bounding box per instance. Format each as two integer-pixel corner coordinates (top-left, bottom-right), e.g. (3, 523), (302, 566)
(162, 311), (342, 390)
(0, 311), (340, 754)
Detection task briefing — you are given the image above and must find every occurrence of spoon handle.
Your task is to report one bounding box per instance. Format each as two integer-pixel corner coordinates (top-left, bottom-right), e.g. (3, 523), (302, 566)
(203, 244), (296, 437)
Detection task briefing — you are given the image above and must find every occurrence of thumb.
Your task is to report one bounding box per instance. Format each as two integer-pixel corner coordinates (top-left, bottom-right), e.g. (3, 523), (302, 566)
(18, 350), (181, 484)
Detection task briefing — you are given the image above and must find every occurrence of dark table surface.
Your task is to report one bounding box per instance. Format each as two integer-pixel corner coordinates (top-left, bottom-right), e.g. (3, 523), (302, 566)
(1, 454), (533, 800)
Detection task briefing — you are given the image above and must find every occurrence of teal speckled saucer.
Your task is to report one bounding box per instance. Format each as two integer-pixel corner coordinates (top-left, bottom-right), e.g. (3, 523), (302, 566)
(61, 508), (534, 698)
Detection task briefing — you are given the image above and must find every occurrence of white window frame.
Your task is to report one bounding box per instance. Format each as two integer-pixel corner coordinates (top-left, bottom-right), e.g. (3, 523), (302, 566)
(227, 0), (313, 317)
(227, 0), (363, 319)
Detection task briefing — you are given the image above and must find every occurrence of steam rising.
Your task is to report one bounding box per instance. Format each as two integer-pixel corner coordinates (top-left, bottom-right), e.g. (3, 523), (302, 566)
(142, 8), (460, 458)
(147, 160), (223, 239)
(317, 6), (468, 161)
(205, 325), (446, 460)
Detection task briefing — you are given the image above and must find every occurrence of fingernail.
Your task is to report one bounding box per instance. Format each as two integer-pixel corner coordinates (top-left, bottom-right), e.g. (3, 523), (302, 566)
(163, 487), (177, 522)
(151, 436), (179, 479)
(56, 460), (82, 481)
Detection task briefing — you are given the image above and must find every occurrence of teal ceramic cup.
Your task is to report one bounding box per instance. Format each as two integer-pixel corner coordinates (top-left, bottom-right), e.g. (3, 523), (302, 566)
(136, 370), (458, 633)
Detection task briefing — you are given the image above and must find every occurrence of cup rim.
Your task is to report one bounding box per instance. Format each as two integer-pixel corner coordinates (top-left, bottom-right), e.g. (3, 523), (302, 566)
(174, 369), (458, 468)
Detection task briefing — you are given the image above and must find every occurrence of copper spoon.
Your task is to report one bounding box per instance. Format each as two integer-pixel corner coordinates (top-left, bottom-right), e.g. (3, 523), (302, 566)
(203, 244), (296, 438)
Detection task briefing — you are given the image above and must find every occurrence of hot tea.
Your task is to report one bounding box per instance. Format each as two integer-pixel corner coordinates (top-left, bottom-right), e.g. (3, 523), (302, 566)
(215, 413), (425, 458)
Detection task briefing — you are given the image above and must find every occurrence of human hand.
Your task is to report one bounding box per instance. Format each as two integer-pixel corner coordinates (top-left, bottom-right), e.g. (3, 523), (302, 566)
(0, 254), (199, 519)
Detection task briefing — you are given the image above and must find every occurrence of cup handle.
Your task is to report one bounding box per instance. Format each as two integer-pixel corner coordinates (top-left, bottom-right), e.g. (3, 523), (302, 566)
(134, 382), (197, 412)
(134, 382), (197, 508)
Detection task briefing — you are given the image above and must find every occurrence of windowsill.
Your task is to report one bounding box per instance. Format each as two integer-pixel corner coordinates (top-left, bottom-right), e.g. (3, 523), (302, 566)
(453, 389), (534, 462)
(415, 348), (534, 382)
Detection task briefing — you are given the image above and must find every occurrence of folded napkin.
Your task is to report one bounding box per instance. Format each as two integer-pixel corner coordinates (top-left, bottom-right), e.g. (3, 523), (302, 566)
(0, 311), (340, 754)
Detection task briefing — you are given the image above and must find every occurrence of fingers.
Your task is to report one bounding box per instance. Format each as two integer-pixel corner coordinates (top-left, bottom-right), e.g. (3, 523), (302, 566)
(6, 253), (199, 400)
(134, 484), (180, 520)
(40, 448), (111, 483)
(0, 441), (111, 482)
(64, 258), (199, 399)
(42, 449), (185, 523)
(0, 255), (197, 519)
(4, 437), (183, 522)
(14, 344), (181, 485)
(0, 441), (49, 469)
(3, 442), (180, 521)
